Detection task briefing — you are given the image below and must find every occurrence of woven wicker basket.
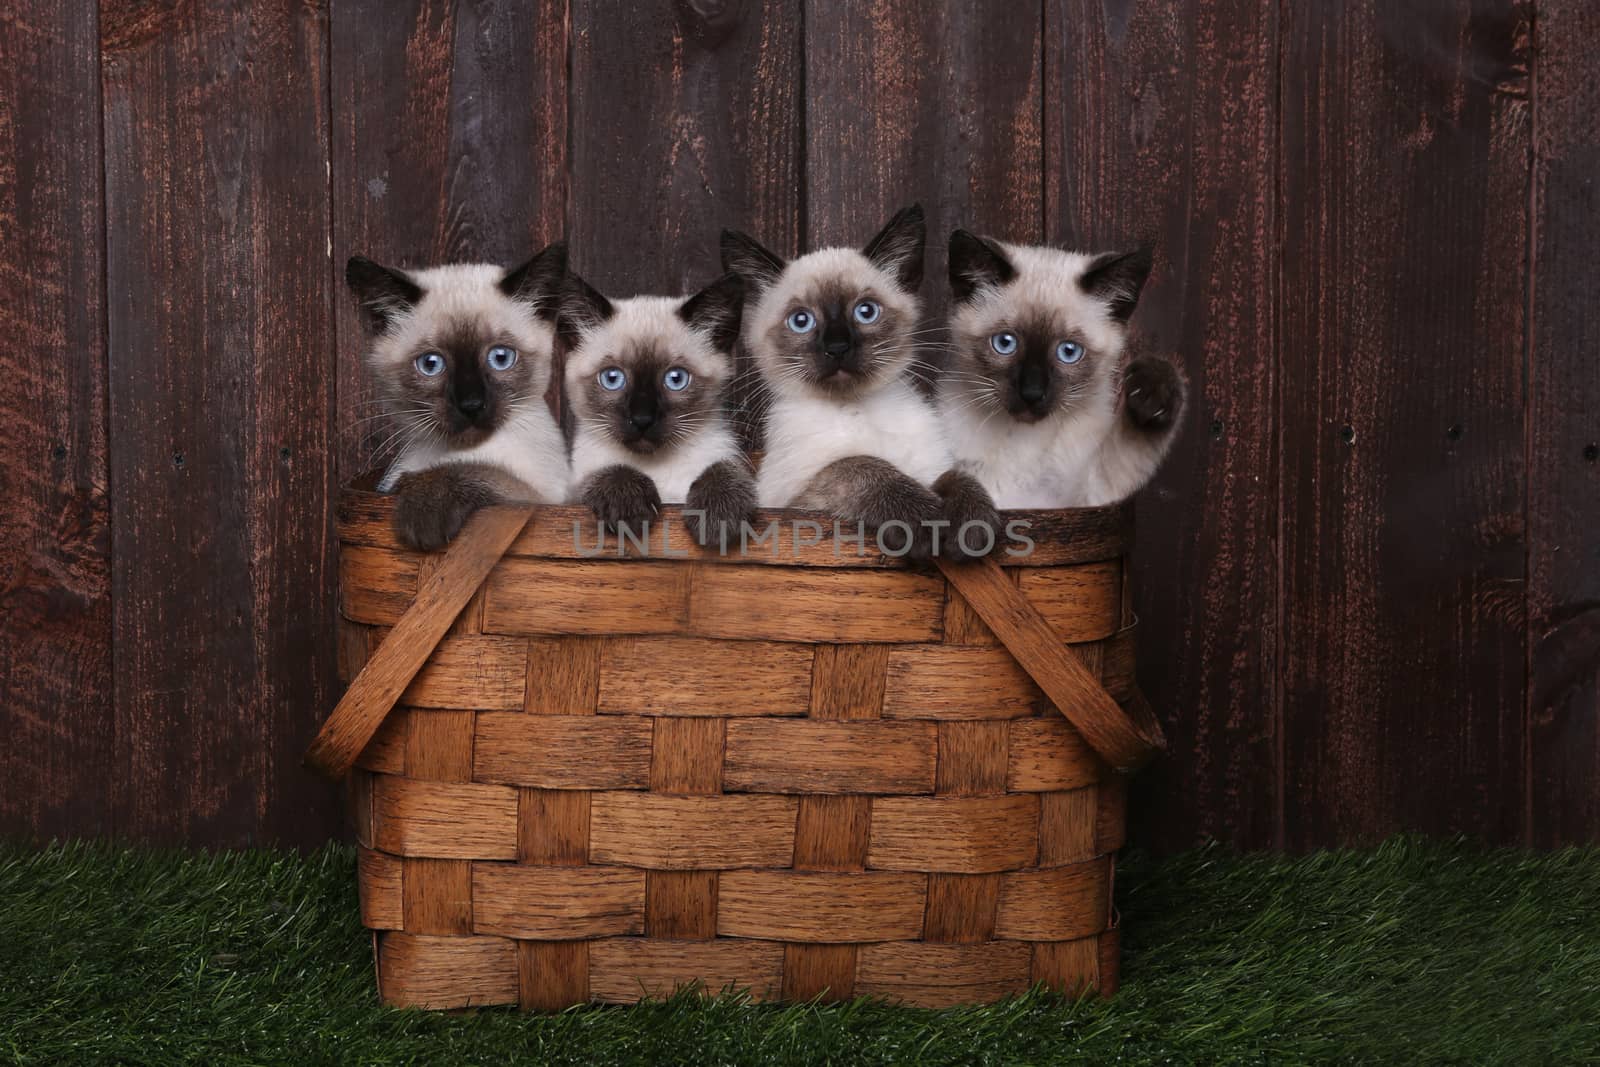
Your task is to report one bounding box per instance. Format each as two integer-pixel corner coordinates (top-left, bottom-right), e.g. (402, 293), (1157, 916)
(308, 481), (1164, 1010)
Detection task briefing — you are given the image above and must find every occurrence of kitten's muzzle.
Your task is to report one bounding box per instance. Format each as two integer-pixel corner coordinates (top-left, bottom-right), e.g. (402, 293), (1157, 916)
(618, 384), (665, 451)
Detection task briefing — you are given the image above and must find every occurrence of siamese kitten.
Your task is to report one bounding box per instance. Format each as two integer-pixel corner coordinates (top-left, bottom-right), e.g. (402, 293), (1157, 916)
(561, 272), (755, 546)
(940, 231), (1185, 508)
(721, 204), (998, 561)
(347, 243), (571, 550)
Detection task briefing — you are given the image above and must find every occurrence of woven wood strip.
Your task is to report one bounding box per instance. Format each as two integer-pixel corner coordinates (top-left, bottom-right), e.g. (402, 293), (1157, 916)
(337, 620), (372, 682)
(868, 796), (1040, 873)
(1014, 561), (1124, 642)
(474, 713), (652, 789)
(1039, 789), (1100, 866)
(855, 942), (1033, 1010)
(338, 545), (419, 625)
(378, 932), (517, 1009)
(519, 941), (589, 1012)
(1008, 717), (1103, 792)
(1097, 925), (1122, 996)
(349, 770), (375, 848)
(922, 873), (1001, 943)
(598, 636), (812, 716)
(356, 846), (402, 930)
(881, 646), (1043, 720)
(782, 943), (857, 1002)
(355, 710), (407, 773)
(717, 871), (928, 941)
(372, 776), (518, 860)
(1096, 775), (1128, 853)
(307, 506), (533, 779)
(1031, 936), (1101, 997)
(809, 644), (889, 719)
(589, 793), (798, 869)
(936, 721), (1010, 795)
(650, 717), (726, 795)
(525, 636), (602, 714)
(517, 788), (588, 865)
(937, 558), (1164, 770)
(400, 665), (474, 937)
(337, 491), (1132, 568)
(399, 635), (528, 710)
(471, 864), (645, 939)
(994, 859), (1111, 941)
(587, 938), (785, 1003)
(941, 583), (1000, 645)
(723, 720), (936, 794)
(793, 794), (871, 871)
(645, 872), (719, 938)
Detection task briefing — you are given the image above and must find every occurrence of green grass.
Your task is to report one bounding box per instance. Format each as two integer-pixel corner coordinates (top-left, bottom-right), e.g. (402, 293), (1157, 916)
(1, 839), (1597, 1066)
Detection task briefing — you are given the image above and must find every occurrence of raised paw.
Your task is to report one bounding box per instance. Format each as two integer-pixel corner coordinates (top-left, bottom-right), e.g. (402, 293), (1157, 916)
(1124, 357), (1184, 433)
(582, 465), (661, 534)
(872, 488), (944, 563)
(685, 460), (758, 549)
(933, 469), (1002, 562)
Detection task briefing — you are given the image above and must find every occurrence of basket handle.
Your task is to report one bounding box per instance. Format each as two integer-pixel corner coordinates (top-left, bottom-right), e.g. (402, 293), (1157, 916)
(936, 557), (1166, 772)
(304, 506), (535, 780)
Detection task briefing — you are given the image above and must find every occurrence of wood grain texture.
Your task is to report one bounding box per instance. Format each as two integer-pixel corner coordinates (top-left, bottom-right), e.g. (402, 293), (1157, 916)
(519, 940), (589, 1013)
(1527, 0), (1600, 847)
(855, 942), (1033, 1010)
(331, 0), (566, 476)
(1032, 937), (1100, 997)
(782, 943), (857, 1002)
(0, 1), (112, 842)
(599, 637), (813, 716)
(994, 859), (1111, 941)
(1014, 562), (1124, 643)
(589, 793), (798, 869)
(377, 932), (517, 1009)
(935, 721), (1011, 796)
(103, 1), (338, 844)
(649, 717), (726, 795)
(526, 637), (602, 715)
(810, 645), (890, 720)
(474, 713), (652, 789)
(518, 788), (589, 865)
(587, 938), (784, 1003)
(881, 646), (1044, 720)
(1047, 0), (1281, 852)
(400, 707), (474, 932)
(922, 873), (1001, 943)
(357, 846), (403, 930)
(645, 870), (719, 939)
(717, 871), (928, 942)
(372, 776), (519, 859)
(338, 546), (420, 625)
(1038, 788), (1100, 866)
(723, 720), (936, 794)
(472, 863), (646, 939)
(1008, 717), (1102, 793)
(309, 508), (532, 779)
(1278, 1), (1531, 847)
(402, 636), (528, 710)
(867, 796), (1039, 873)
(793, 794), (872, 871)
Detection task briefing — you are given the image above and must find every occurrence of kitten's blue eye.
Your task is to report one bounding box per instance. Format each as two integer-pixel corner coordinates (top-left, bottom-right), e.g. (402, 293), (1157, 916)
(1056, 340), (1085, 365)
(663, 367), (692, 392)
(786, 309), (816, 334)
(487, 345), (517, 371)
(853, 300), (881, 324)
(989, 332), (1018, 357)
(598, 368), (626, 391)
(415, 352), (445, 376)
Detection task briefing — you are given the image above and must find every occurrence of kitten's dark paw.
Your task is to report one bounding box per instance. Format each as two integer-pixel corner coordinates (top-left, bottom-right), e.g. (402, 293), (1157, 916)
(685, 461), (758, 549)
(873, 490), (944, 563)
(933, 469), (1002, 562)
(392, 471), (478, 552)
(583, 465), (661, 533)
(1124, 357), (1184, 433)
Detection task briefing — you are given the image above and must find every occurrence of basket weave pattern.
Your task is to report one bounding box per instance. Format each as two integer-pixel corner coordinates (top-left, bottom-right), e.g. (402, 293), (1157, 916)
(334, 491), (1141, 1010)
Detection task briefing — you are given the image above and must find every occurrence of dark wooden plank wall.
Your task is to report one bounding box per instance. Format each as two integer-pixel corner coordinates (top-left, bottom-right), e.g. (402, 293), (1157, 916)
(0, 0), (1593, 852)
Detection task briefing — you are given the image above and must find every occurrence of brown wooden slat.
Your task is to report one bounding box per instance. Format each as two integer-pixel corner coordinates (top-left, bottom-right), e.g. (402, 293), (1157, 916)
(645, 871), (720, 940)
(401, 636), (528, 710)
(331, 0), (567, 475)
(401, 709), (474, 933)
(1008, 718), (1102, 793)
(589, 794), (798, 869)
(339, 546), (420, 625)
(1014, 562), (1124, 643)
(1047, 0), (1280, 852)
(599, 637), (813, 716)
(472, 864), (646, 939)
(357, 847), (403, 930)
(103, 0), (337, 844)
(882, 647), (1044, 720)
(1278, 1), (1530, 846)
(519, 940), (589, 1013)
(793, 794), (872, 872)
(724, 720), (936, 794)
(1038, 789), (1100, 866)
(922, 873), (1001, 944)
(994, 859), (1111, 941)
(719, 871), (928, 942)
(474, 713), (652, 789)
(526, 637), (602, 715)
(0, 0), (112, 844)
(935, 721), (1010, 796)
(372, 776), (518, 860)
(306, 508), (533, 780)
(650, 717), (726, 795)
(1031, 938), (1100, 998)
(810, 644), (891, 720)
(867, 796), (1039, 873)
(1528, 0), (1600, 847)
(782, 943), (857, 1002)
(517, 788), (589, 866)
(587, 938), (784, 1003)
(855, 942), (1033, 1010)
(377, 932), (517, 1009)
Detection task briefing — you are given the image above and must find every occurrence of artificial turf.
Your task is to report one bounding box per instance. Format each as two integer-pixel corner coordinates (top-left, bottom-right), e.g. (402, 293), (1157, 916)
(1, 837), (1596, 1066)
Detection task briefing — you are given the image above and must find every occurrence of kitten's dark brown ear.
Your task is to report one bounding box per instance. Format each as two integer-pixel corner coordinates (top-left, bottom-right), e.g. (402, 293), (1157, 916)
(679, 273), (745, 353)
(948, 230), (1016, 304)
(346, 255), (422, 333)
(1079, 244), (1154, 323)
(719, 229), (786, 294)
(499, 241), (568, 322)
(862, 203), (926, 292)
(556, 271), (614, 348)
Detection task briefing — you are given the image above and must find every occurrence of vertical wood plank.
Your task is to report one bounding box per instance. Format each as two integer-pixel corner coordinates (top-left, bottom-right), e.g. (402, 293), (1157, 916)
(0, 2), (112, 840)
(331, 0), (568, 475)
(806, 0), (1043, 328)
(1278, 1), (1531, 846)
(1527, 0), (1600, 847)
(102, 1), (338, 845)
(1046, 0), (1279, 850)
(568, 0), (801, 293)
(645, 715), (724, 937)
